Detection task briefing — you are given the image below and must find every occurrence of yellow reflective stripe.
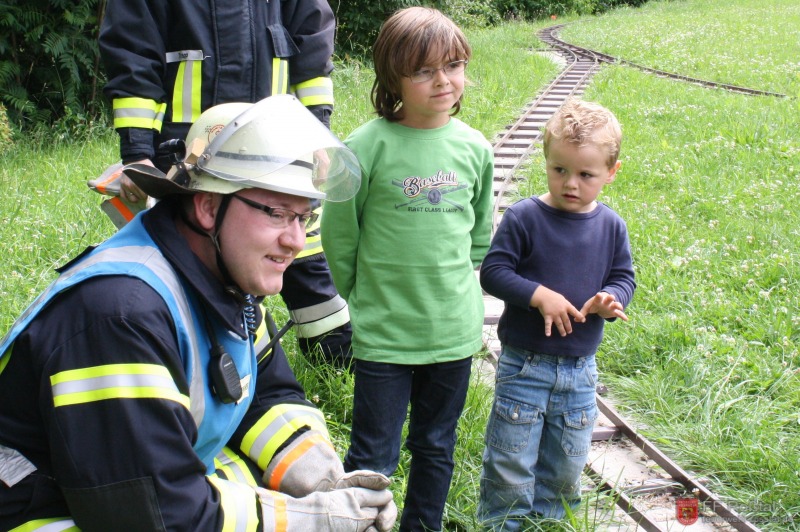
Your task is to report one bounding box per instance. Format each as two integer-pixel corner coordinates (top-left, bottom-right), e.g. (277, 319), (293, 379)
(173, 62), (187, 122)
(0, 343), (10, 376)
(190, 60), (202, 122)
(241, 405), (328, 470)
(291, 77), (334, 106)
(271, 58), (289, 95)
(295, 207), (323, 258)
(213, 447), (260, 487)
(295, 233), (322, 259)
(207, 476), (259, 532)
(258, 491), (289, 532)
(50, 363), (189, 409)
(113, 97), (164, 130)
(10, 517), (78, 532)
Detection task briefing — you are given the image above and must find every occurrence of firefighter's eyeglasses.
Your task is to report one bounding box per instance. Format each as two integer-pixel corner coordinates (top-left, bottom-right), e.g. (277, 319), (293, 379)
(232, 194), (318, 229)
(407, 60), (468, 84)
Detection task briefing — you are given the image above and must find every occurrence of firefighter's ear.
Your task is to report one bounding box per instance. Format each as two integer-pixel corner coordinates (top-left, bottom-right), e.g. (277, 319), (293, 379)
(192, 192), (221, 232)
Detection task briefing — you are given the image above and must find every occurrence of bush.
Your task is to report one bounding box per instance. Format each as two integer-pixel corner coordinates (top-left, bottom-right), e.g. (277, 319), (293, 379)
(0, 0), (105, 128)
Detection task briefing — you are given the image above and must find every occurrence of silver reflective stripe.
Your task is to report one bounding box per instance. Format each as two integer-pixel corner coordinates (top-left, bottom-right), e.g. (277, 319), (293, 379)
(215, 450), (250, 485)
(0, 444), (36, 487)
(293, 84), (333, 100)
(248, 407), (326, 462)
(30, 520), (77, 532)
(288, 295), (346, 324)
(51, 371), (175, 396)
(112, 108), (158, 120)
(165, 49), (204, 63)
(292, 306), (350, 339)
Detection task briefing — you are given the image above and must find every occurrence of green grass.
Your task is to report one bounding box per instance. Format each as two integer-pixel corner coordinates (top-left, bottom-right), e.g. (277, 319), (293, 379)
(2, 2), (799, 529)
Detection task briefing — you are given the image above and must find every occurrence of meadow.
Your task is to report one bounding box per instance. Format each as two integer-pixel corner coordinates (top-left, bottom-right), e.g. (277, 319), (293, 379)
(0, 0), (797, 529)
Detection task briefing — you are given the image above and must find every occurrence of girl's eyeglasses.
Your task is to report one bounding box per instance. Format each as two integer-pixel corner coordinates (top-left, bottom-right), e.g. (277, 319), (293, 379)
(407, 60), (468, 84)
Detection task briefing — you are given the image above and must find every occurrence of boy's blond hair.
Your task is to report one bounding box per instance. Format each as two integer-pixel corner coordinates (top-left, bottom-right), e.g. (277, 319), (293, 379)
(371, 6), (471, 122)
(543, 99), (622, 168)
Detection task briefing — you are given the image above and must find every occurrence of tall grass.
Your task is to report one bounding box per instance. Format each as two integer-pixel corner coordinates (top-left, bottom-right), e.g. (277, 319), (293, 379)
(1, 2), (798, 529)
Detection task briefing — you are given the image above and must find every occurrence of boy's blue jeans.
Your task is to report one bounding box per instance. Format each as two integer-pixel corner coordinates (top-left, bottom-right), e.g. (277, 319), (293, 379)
(478, 345), (598, 530)
(343, 357), (473, 532)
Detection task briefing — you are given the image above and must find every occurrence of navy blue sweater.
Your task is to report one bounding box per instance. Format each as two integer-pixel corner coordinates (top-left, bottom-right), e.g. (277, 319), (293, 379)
(480, 196), (635, 357)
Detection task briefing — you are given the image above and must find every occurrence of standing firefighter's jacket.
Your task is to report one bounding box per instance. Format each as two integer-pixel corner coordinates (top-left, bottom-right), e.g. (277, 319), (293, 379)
(99, 0), (335, 164)
(98, 0), (351, 350)
(0, 201), (332, 531)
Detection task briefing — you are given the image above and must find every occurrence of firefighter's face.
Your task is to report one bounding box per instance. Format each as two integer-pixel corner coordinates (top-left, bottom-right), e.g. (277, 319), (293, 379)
(218, 188), (309, 296)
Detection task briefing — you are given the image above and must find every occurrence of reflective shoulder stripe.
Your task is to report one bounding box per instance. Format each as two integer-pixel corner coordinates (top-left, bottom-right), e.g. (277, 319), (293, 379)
(9, 518), (78, 532)
(112, 98), (166, 131)
(271, 58), (289, 95)
(241, 404), (328, 471)
(207, 476), (260, 532)
(50, 363), (190, 409)
(213, 447), (261, 488)
(291, 76), (334, 107)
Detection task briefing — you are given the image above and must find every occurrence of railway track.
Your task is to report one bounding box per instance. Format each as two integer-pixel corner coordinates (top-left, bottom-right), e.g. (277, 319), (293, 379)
(480, 24), (770, 531)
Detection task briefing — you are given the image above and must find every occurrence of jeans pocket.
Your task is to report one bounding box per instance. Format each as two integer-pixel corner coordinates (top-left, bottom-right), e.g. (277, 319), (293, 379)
(486, 396), (539, 453)
(561, 402), (598, 457)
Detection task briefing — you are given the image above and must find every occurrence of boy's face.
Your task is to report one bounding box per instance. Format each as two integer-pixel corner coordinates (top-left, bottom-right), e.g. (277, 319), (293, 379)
(542, 137), (620, 213)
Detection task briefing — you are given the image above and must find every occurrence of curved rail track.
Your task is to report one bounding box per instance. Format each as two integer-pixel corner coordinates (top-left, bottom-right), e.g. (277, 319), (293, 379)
(481, 24), (772, 531)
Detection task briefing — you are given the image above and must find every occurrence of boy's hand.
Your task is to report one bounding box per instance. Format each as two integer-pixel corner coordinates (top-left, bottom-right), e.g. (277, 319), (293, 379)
(530, 286), (585, 337)
(580, 292), (629, 321)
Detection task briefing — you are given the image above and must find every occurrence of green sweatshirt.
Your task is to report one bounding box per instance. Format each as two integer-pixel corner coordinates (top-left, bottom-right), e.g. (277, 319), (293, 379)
(321, 118), (494, 363)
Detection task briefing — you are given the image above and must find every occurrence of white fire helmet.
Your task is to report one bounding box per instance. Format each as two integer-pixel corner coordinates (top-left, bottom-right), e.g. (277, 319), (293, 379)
(128, 95), (360, 202)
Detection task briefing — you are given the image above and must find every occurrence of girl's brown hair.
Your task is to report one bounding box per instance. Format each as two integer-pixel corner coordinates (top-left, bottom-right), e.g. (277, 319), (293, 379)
(371, 7), (471, 122)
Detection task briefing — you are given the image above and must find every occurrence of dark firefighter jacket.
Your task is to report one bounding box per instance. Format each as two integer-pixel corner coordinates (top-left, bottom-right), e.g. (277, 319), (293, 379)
(0, 200), (327, 531)
(98, 0), (335, 165)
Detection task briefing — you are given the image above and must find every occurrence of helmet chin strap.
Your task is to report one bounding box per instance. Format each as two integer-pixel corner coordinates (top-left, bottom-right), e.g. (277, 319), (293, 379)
(179, 195), (245, 302)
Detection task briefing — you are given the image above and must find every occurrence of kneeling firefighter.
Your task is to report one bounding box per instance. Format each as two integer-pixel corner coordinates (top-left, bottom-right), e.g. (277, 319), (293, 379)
(0, 95), (395, 532)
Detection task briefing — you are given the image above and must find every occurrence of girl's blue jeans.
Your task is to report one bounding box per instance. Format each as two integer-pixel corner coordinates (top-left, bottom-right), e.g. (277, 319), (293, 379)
(343, 356), (473, 532)
(478, 345), (598, 530)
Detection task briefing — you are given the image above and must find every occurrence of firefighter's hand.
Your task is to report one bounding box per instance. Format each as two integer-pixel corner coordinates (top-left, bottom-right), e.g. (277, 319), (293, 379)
(580, 292), (628, 321)
(530, 285), (585, 337)
(120, 158), (153, 205)
(257, 486), (397, 532)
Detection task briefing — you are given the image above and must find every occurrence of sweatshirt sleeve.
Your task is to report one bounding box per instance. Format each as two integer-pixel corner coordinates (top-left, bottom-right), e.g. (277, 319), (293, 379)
(601, 219), (636, 309)
(480, 208), (541, 310)
(469, 141), (496, 268)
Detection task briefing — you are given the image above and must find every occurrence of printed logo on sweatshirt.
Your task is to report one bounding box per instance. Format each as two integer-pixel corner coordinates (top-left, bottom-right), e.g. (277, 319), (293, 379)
(392, 170), (467, 212)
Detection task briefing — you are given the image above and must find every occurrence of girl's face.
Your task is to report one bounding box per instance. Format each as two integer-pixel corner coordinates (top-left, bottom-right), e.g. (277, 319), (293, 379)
(397, 54), (466, 129)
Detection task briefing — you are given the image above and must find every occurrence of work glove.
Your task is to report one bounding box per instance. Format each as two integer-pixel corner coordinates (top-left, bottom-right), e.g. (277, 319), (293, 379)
(87, 162), (154, 229)
(264, 431), (390, 496)
(257, 485), (398, 532)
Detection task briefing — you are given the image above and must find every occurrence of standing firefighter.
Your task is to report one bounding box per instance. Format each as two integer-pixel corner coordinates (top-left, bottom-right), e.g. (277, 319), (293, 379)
(0, 96), (395, 532)
(97, 0), (352, 366)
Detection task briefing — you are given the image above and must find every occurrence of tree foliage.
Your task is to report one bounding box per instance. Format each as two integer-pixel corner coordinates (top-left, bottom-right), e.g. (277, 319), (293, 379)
(0, 0), (105, 128)
(0, 0), (653, 129)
